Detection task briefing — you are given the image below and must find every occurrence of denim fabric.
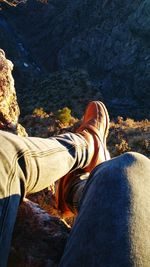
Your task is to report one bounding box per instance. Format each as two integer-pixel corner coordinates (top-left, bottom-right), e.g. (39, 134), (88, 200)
(59, 152), (150, 267)
(0, 195), (20, 267)
(0, 130), (90, 267)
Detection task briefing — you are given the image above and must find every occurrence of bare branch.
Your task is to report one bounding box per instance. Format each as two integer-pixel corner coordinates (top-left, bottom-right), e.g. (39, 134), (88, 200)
(0, 0), (27, 6)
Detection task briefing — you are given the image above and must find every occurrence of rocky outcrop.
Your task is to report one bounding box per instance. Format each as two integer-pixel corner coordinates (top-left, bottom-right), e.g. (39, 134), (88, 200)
(0, 49), (27, 135)
(8, 199), (70, 267)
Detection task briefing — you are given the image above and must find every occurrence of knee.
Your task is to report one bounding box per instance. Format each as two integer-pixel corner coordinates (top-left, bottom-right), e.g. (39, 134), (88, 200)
(118, 152), (150, 175)
(121, 151), (149, 164)
(93, 151), (149, 176)
(85, 151), (150, 194)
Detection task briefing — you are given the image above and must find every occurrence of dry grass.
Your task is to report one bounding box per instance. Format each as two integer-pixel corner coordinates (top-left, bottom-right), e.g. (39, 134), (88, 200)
(108, 117), (150, 158)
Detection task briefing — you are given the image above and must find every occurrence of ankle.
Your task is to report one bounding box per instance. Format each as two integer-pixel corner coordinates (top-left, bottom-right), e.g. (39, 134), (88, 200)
(64, 172), (89, 216)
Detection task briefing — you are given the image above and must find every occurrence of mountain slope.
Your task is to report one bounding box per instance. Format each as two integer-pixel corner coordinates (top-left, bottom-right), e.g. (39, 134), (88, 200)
(0, 1), (150, 119)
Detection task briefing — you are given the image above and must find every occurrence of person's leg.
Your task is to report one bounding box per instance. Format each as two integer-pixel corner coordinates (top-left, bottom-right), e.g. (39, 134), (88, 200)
(0, 101), (110, 266)
(0, 129), (91, 267)
(0, 101), (110, 197)
(59, 152), (150, 267)
(0, 129), (101, 267)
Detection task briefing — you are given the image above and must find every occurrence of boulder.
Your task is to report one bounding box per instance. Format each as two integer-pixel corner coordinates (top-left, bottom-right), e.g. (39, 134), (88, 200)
(0, 49), (27, 136)
(8, 199), (70, 267)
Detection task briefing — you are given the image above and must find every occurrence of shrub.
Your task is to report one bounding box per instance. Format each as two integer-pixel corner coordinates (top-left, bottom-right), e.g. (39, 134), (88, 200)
(123, 118), (135, 127)
(115, 139), (131, 155)
(32, 107), (48, 118)
(56, 107), (72, 126)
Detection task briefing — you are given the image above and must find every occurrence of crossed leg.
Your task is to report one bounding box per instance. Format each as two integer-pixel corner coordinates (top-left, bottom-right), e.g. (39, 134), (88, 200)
(0, 100), (109, 267)
(59, 152), (150, 267)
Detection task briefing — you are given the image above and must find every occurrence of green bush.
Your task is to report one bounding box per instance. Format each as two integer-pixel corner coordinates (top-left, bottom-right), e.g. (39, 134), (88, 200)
(56, 107), (72, 125)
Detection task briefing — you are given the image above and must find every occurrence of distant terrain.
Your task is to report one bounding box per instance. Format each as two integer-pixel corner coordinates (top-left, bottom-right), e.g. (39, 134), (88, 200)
(0, 1), (150, 119)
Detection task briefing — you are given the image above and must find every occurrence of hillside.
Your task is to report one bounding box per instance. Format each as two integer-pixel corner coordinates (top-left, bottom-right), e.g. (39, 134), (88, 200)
(0, 1), (150, 119)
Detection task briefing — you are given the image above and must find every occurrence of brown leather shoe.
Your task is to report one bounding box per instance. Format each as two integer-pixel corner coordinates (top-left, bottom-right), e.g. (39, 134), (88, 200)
(76, 101), (110, 172)
(56, 101), (110, 217)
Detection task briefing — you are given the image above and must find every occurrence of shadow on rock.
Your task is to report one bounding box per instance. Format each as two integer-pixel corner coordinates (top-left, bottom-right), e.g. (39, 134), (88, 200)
(8, 199), (70, 267)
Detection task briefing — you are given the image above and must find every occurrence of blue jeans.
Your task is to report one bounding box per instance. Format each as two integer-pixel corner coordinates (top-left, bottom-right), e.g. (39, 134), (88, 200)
(0, 130), (91, 267)
(59, 152), (150, 267)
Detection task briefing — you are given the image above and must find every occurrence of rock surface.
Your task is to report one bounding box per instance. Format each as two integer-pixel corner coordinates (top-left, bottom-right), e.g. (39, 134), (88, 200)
(0, 1), (149, 119)
(0, 49), (27, 135)
(8, 199), (70, 267)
